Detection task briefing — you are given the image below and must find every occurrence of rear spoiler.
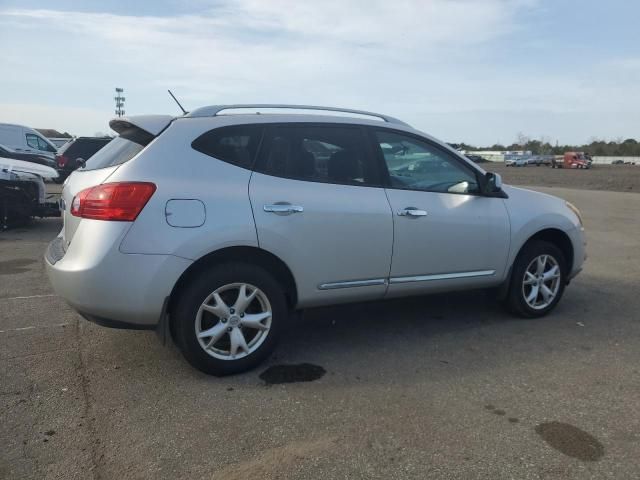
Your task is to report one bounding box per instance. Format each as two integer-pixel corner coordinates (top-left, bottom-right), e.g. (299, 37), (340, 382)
(109, 115), (175, 137)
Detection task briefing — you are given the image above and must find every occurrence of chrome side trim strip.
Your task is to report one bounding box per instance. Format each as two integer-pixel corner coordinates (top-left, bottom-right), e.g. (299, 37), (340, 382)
(389, 270), (496, 284)
(318, 279), (387, 290)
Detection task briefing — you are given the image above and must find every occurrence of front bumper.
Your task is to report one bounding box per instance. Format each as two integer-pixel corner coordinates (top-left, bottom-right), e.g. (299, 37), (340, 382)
(45, 232), (191, 327)
(567, 226), (587, 280)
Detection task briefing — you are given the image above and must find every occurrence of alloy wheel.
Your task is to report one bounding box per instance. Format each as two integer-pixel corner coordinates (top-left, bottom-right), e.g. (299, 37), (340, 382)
(522, 254), (561, 310)
(195, 283), (272, 360)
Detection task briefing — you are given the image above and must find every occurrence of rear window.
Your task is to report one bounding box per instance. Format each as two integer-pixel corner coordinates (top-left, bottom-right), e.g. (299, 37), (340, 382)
(83, 128), (153, 171)
(191, 125), (263, 169)
(60, 138), (110, 160)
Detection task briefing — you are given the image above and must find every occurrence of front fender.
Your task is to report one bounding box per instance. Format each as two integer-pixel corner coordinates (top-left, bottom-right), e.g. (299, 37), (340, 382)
(502, 186), (584, 275)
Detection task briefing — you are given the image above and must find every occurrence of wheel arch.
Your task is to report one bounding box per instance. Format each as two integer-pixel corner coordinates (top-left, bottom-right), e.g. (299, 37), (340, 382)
(168, 246), (298, 319)
(498, 227), (574, 300)
(515, 228), (574, 276)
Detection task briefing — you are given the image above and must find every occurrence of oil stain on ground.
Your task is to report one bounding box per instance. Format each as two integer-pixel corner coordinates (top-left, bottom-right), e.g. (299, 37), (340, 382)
(535, 421), (604, 461)
(485, 405), (506, 416)
(0, 258), (36, 275)
(259, 363), (326, 384)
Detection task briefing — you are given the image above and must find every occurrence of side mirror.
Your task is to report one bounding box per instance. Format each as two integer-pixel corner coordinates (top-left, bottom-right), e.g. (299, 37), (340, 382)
(483, 172), (503, 194)
(75, 157), (86, 168)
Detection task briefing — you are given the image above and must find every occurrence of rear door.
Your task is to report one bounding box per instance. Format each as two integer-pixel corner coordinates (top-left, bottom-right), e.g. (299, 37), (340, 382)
(249, 123), (393, 307)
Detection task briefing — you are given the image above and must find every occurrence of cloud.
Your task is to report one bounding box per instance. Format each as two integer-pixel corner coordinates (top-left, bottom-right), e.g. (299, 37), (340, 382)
(0, 1), (538, 110)
(1, 1), (639, 144)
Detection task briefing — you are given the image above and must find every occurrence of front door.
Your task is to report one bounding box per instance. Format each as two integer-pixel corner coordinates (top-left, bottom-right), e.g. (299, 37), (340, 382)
(249, 124), (394, 307)
(371, 129), (510, 297)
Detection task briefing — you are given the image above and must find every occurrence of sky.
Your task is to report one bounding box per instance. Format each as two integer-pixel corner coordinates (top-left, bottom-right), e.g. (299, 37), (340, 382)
(0, 0), (639, 146)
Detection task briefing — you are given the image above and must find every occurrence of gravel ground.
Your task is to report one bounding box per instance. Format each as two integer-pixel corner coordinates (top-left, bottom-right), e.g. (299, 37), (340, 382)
(1, 186), (639, 479)
(486, 164), (640, 193)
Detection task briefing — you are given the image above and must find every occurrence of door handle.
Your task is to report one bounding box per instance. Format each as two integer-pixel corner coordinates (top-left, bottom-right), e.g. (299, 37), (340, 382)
(397, 207), (427, 217)
(263, 203), (304, 215)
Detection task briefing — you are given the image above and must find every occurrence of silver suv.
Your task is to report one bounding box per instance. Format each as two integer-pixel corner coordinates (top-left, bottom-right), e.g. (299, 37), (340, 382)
(46, 105), (586, 375)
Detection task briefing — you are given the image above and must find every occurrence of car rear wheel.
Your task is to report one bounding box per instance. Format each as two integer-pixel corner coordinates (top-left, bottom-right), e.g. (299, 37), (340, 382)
(505, 241), (567, 318)
(173, 263), (287, 376)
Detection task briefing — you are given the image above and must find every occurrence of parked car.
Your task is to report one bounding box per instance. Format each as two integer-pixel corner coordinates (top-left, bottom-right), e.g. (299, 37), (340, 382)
(55, 136), (112, 182)
(0, 157), (60, 229)
(46, 105), (586, 376)
(505, 157), (528, 167)
(0, 143), (57, 169)
(0, 123), (58, 159)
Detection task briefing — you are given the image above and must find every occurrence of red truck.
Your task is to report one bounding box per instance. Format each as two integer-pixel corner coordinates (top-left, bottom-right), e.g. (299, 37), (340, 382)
(552, 152), (591, 169)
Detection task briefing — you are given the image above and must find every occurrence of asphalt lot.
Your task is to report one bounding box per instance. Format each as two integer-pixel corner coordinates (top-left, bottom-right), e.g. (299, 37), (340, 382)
(1, 186), (639, 479)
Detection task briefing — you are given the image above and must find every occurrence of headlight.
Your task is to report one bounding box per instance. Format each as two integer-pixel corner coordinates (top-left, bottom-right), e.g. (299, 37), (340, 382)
(566, 201), (583, 226)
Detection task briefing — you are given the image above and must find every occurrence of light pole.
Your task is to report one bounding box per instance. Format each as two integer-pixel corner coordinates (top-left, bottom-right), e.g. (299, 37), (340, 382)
(114, 88), (126, 117)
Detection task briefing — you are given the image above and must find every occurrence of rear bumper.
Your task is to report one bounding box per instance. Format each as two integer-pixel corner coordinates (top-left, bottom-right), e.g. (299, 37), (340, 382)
(45, 231), (191, 327)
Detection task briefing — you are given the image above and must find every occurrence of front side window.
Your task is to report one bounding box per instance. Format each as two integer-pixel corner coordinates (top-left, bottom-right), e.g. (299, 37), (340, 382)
(192, 125), (263, 169)
(257, 125), (379, 186)
(26, 134), (55, 152)
(375, 130), (479, 194)
(26, 133), (39, 149)
(38, 136), (54, 152)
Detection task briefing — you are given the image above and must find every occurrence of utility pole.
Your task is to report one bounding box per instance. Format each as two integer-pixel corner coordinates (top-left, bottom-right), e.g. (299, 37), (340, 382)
(114, 88), (125, 117)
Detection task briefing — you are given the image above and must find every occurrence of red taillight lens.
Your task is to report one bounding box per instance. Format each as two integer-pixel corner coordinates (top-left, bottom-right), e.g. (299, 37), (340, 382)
(70, 182), (156, 221)
(56, 155), (68, 168)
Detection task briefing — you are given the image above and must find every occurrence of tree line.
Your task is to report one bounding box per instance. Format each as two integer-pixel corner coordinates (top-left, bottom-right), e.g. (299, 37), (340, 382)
(453, 136), (640, 157)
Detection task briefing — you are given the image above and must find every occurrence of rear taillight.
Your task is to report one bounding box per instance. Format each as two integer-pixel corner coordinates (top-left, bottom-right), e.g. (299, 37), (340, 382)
(70, 182), (156, 221)
(56, 155), (68, 168)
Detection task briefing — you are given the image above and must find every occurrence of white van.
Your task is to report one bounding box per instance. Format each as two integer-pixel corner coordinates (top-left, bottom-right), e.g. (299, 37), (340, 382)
(0, 123), (58, 159)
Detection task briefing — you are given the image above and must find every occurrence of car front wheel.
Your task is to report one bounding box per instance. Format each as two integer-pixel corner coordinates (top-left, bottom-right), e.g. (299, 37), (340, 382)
(505, 241), (567, 317)
(173, 263), (287, 376)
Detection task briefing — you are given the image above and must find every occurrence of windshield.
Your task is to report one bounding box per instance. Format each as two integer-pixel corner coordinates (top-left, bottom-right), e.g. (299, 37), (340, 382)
(83, 127), (153, 171)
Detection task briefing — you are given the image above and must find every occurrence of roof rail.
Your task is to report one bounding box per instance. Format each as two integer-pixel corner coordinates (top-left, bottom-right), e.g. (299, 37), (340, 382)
(185, 104), (410, 126)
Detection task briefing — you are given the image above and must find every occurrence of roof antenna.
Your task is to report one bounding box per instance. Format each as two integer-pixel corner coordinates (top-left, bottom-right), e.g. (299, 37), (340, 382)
(167, 89), (188, 115)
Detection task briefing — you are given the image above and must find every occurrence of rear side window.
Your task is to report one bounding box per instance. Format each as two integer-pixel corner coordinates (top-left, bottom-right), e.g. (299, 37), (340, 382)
(191, 125), (263, 169)
(255, 124), (379, 186)
(84, 128), (151, 171)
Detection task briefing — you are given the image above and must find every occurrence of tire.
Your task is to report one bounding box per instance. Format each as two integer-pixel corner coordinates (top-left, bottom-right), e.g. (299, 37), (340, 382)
(172, 263), (288, 376)
(504, 240), (567, 318)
